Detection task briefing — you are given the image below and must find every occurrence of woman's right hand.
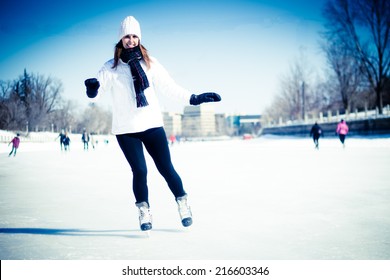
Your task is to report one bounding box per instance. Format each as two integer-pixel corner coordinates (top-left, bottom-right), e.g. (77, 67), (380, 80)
(84, 78), (100, 98)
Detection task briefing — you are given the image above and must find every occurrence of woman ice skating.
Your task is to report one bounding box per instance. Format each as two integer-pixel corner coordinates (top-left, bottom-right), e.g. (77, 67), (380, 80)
(56, 130), (66, 151)
(336, 119), (349, 147)
(81, 130), (90, 150)
(8, 133), (20, 157)
(63, 132), (70, 151)
(310, 122), (323, 149)
(84, 16), (221, 231)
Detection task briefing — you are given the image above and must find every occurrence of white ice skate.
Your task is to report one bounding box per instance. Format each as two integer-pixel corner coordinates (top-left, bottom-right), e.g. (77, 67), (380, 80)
(136, 202), (152, 232)
(176, 195), (193, 227)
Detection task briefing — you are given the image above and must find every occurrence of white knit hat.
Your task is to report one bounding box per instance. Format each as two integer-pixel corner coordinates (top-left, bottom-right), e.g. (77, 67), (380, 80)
(118, 16), (141, 41)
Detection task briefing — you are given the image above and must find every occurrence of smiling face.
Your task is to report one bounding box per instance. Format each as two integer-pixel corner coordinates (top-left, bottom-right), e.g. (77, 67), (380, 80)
(121, 34), (140, 49)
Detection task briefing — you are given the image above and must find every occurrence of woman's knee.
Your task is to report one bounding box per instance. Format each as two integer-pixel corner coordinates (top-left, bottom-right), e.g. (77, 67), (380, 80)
(132, 166), (148, 179)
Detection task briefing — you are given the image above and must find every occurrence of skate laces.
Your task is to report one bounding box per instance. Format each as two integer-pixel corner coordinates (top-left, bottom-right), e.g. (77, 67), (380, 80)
(137, 203), (152, 224)
(177, 196), (192, 219)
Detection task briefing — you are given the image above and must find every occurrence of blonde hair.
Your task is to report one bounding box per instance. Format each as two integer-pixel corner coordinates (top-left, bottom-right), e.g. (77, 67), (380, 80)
(112, 41), (151, 69)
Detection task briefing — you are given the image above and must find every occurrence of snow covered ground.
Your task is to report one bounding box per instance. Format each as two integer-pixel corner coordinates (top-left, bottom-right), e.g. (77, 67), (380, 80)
(1, 135), (390, 260)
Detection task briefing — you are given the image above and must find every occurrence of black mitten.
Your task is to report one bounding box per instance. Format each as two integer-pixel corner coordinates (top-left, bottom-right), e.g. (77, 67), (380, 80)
(189, 92), (221, 105)
(84, 78), (100, 98)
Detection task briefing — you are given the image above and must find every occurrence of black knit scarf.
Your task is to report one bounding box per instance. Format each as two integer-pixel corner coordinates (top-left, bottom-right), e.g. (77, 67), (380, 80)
(120, 46), (149, 107)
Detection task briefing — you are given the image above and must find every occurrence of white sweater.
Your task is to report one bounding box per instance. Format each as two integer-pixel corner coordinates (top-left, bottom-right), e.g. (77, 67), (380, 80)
(94, 57), (192, 135)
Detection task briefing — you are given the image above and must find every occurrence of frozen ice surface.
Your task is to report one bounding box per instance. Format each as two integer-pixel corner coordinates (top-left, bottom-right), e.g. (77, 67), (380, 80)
(1, 136), (390, 260)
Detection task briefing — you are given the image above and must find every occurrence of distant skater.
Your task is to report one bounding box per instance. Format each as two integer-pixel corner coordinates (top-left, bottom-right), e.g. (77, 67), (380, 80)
(82, 130), (90, 150)
(8, 133), (20, 157)
(336, 119), (349, 147)
(310, 122), (323, 149)
(63, 133), (70, 151)
(169, 134), (176, 145)
(56, 130), (66, 151)
(90, 133), (96, 149)
(84, 15), (221, 232)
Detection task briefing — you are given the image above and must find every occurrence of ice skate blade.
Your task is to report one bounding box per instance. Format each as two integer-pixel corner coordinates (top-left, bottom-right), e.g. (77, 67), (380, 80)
(140, 222), (152, 231)
(181, 217), (193, 227)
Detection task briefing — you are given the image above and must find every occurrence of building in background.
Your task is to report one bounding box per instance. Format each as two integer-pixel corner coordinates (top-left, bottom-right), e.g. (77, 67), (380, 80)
(215, 113), (228, 136)
(182, 104), (217, 138)
(238, 115), (262, 135)
(225, 114), (262, 136)
(162, 112), (182, 138)
(163, 106), (262, 138)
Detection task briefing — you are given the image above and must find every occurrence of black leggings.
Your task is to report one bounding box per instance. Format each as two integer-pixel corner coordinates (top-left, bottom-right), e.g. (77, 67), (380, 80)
(312, 135), (319, 146)
(339, 134), (346, 144)
(116, 127), (186, 205)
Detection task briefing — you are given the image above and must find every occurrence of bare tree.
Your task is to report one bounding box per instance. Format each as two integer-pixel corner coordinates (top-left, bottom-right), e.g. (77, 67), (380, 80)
(0, 80), (28, 130)
(77, 103), (112, 134)
(0, 70), (63, 131)
(22, 72), (63, 130)
(322, 0), (390, 114)
(0, 80), (12, 129)
(320, 38), (364, 111)
(265, 51), (319, 122)
(49, 99), (79, 133)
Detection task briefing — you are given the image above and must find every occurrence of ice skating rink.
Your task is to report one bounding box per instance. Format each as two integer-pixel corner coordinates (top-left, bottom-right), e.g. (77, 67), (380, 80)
(1, 136), (390, 260)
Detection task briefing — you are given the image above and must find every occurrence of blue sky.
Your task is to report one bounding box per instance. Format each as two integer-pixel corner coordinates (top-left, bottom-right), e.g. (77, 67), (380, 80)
(0, 0), (327, 114)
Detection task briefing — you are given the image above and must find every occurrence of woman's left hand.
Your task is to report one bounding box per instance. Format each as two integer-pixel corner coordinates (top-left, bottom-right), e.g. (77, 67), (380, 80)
(189, 92), (221, 105)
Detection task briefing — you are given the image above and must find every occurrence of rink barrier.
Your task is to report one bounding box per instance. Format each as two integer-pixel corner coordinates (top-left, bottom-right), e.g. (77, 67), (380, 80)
(0, 132), (60, 143)
(262, 117), (390, 137)
(265, 107), (390, 127)
(0, 130), (113, 144)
